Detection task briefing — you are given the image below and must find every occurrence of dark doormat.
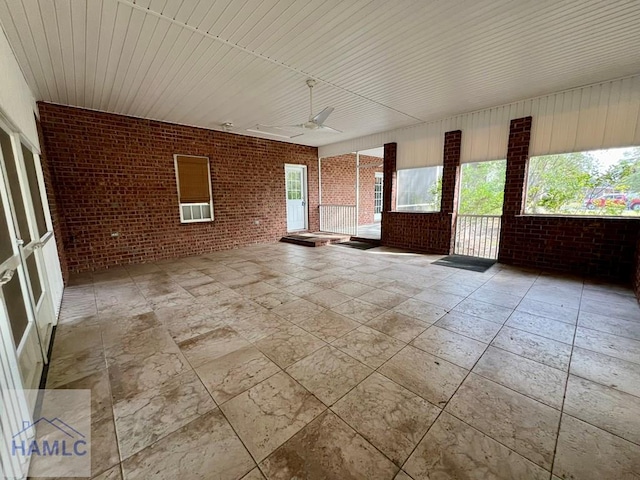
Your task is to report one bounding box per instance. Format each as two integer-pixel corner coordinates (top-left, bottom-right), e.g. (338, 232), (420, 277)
(433, 254), (496, 272)
(335, 241), (377, 250)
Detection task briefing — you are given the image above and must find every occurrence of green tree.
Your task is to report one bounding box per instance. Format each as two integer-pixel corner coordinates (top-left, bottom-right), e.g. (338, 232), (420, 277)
(526, 152), (597, 214)
(459, 160), (506, 215)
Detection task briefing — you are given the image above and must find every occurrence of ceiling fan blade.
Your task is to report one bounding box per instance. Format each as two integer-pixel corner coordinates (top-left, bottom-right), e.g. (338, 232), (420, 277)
(247, 125), (304, 139)
(318, 124), (342, 134)
(311, 107), (334, 126)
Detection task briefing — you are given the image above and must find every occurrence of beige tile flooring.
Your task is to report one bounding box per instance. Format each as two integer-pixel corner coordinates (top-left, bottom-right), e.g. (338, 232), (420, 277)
(45, 243), (640, 479)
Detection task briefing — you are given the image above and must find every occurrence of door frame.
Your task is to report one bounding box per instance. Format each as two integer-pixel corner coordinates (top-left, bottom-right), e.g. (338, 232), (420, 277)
(284, 164), (308, 232)
(374, 171), (383, 222)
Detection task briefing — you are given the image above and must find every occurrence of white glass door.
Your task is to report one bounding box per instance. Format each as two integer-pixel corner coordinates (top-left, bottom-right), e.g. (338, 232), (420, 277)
(374, 172), (383, 222)
(285, 164), (308, 231)
(0, 124), (51, 395)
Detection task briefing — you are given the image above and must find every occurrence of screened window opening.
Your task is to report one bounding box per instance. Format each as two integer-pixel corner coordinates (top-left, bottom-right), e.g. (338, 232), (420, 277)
(396, 166), (443, 212)
(175, 155), (213, 223)
(525, 147), (640, 217)
(459, 160), (506, 215)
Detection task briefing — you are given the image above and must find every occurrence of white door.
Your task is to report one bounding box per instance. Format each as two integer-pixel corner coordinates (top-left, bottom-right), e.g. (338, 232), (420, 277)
(0, 125), (50, 399)
(285, 164), (308, 231)
(374, 172), (383, 222)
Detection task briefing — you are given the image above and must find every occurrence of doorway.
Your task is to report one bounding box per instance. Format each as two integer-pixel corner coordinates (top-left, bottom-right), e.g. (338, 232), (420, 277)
(374, 172), (383, 222)
(285, 164), (308, 231)
(453, 159), (506, 259)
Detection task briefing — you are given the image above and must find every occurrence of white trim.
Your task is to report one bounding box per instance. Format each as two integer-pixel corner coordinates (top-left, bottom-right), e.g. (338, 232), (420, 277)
(174, 154), (214, 223)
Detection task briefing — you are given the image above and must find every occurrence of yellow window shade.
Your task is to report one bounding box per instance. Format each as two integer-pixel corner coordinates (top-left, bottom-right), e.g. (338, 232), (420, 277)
(176, 156), (210, 203)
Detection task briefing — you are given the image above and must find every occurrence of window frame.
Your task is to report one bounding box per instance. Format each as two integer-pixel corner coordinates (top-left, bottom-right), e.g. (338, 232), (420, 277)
(174, 154), (214, 223)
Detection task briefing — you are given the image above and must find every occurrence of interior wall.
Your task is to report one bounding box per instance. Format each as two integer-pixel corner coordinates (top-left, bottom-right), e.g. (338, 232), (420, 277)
(38, 103), (319, 273)
(320, 153), (382, 225)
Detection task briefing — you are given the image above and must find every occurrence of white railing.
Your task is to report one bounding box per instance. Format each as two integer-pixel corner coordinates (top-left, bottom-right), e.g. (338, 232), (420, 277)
(319, 205), (357, 235)
(454, 215), (501, 259)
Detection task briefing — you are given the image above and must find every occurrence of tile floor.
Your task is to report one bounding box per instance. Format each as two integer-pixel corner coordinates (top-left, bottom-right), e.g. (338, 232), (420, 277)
(44, 243), (640, 479)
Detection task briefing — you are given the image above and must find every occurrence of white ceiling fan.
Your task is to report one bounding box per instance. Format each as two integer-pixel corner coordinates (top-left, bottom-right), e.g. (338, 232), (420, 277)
(248, 79), (341, 138)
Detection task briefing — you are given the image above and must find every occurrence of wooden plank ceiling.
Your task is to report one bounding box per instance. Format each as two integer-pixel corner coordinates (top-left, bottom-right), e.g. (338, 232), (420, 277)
(1, 0), (639, 146)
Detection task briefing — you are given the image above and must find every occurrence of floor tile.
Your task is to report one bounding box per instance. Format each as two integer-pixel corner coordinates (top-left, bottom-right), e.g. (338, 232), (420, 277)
(332, 281), (376, 297)
(578, 310), (640, 341)
(404, 412), (549, 480)
(492, 326), (572, 370)
(91, 416), (120, 478)
(469, 287), (522, 309)
(580, 297), (640, 323)
(286, 345), (372, 406)
(505, 310), (575, 344)
(271, 298), (326, 324)
(570, 346), (640, 397)
(358, 289), (409, 309)
(574, 326), (640, 365)
(177, 325), (251, 368)
(331, 298), (388, 323)
(452, 298), (513, 324)
(282, 281), (325, 297)
(251, 289), (299, 309)
(473, 346), (567, 409)
(225, 310), (292, 342)
(296, 310), (360, 342)
(52, 324), (102, 358)
(381, 280), (423, 297)
(154, 304), (225, 343)
(411, 325), (487, 369)
(553, 414), (640, 480)
(121, 409), (254, 480)
(435, 311), (502, 343)
(332, 372), (440, 466)
(220, 371), (325, 461)
(392, 298), (447, 324)
(379, 345), (468, 406)
(446, 373), (560, 470)
(414, 289), (465, 310)
(47, 346), (106, 388)
(260, 411), (398, 479)
(255, 324), (326, 368)
(195, 345), (280, 404)
(113, 370), (215, 459)
(366, 311), (428, 343)
(303, 288), (352, 309)
(516, 298), (578, 325)
(563, 375), (640, 445)
(331, 326), (405, 368)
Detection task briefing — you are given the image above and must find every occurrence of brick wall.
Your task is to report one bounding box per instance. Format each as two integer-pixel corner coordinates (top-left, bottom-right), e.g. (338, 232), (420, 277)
(38, 103), (319, 273)
(381, 133), (462, 254)
(321, 153), (383, 225)
(500, 116), (640, 280)
(36, 117), (69, 282)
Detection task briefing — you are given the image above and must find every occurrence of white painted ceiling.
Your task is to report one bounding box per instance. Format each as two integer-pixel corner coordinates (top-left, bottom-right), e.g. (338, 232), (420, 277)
(1, 0), (640, 147)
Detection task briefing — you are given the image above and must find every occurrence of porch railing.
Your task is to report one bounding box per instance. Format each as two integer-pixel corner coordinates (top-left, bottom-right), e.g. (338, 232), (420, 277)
(454, 215), (501, 259)
(319, 205), (357, 235)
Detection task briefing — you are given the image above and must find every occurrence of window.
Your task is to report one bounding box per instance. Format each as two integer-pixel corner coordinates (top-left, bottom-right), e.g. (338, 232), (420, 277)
(525, 147), (640, 216)
(459, 160), (506, 215)
(174, 155), (213, 222)
(396, 166), (442, 212)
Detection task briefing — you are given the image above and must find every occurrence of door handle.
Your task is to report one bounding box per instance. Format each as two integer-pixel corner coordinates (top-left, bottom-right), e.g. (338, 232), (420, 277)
(302, 201), (306, 206)
(0, 269), (15, 286)
(32, 242), (44, 249)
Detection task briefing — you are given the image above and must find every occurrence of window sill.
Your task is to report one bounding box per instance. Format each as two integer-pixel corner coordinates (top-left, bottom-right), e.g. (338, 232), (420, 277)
(517, 213), (639, 220)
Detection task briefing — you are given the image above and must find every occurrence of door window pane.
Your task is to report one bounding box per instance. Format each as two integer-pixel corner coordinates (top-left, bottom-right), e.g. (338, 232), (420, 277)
(0, 193), (13, 263)
(22, 145), (47, 237)
(26, 254), (42, 304)
(4, 273), (29, 346)
(0, 129), (30, 244)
